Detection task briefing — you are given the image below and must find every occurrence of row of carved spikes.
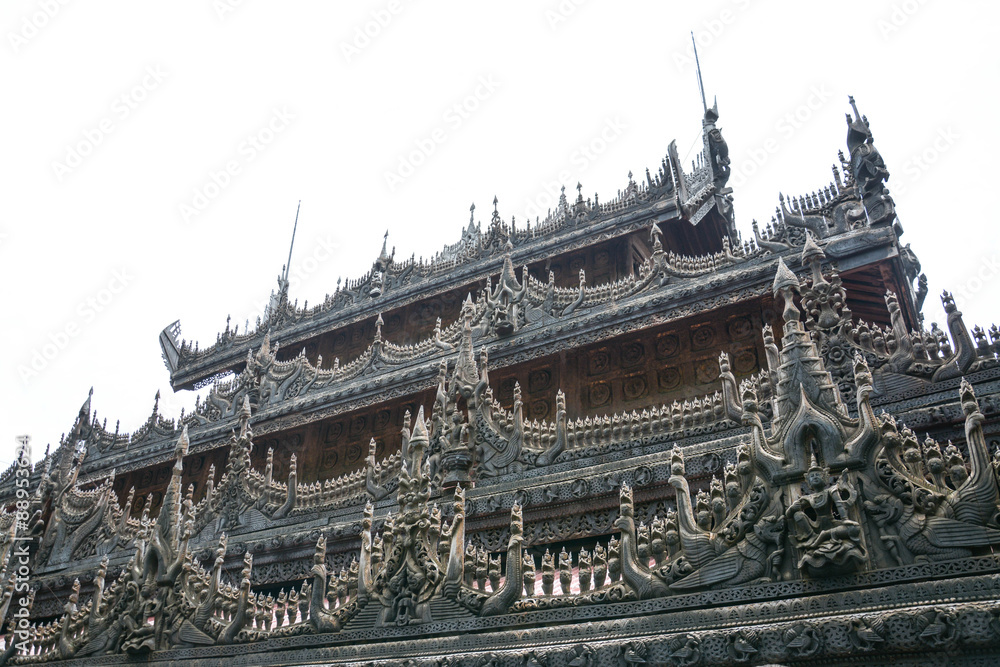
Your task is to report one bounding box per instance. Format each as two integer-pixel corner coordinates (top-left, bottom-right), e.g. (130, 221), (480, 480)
(242, 450), (394, 509)
(564, 396), (726, 447)
(756, 216), (786, 243)
(489, 390), (729, 450)
(522, 537), (626, 597)
(242, 565), (357, 633)
(778, 177), (845, 217)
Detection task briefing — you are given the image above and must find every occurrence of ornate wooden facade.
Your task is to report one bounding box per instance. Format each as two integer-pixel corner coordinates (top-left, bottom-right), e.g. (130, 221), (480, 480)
(2, 98), (1000, 666)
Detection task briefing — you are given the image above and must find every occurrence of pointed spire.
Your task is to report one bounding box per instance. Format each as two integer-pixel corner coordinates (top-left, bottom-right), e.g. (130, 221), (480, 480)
(773, 257), (800, 294)
(848, 95), (861, 122)
(649, 221), (663, 252)
(801, 232), (825, 265)
(411, 405), (428, 443)
(774, 257), (803, 328)
(404, 405), (430, 484)
(379, 229), (390, 260)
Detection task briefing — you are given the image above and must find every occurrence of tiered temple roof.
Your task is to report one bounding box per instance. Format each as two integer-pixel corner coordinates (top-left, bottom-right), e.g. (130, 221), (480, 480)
(1, 98), (999, 666)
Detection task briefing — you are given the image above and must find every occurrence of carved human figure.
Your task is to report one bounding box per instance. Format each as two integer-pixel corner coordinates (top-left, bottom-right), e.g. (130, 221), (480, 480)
(608, 537), (621, 583)
(592, 543), (607, 589)
(578, 548), (592, 593)
(785, 462), (865, 575)
(487, 555), (501, 592)
(463, 543), (476, 587)
(541, 549), (555, 595)
(558, 548), (572, 594)
(522, 553), (536, 596)
(703, 104), (731, 190)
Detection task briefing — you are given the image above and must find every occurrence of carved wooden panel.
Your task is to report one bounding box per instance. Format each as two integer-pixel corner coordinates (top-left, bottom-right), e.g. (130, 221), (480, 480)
(486, 299), (772, 421)
(524, 236), (631, 289)
(113, 447), (228, 517)
(251, 389), (435, 485)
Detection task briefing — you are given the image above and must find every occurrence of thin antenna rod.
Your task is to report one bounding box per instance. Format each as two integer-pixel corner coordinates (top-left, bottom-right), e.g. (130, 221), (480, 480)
(283, 200), (301, 282)
(691, 31), (708, 114)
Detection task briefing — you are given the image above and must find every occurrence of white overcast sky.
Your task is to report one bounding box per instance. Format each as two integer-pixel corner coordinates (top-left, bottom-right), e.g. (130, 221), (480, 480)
(2, 1), (998, 468)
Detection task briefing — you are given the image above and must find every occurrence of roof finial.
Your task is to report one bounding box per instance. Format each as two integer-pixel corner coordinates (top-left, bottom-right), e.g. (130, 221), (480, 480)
(282, 200), (301, 284)
(378, 230), (390, 261)
(848, 94), (861, 122)
(691, 31), (708, 114)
